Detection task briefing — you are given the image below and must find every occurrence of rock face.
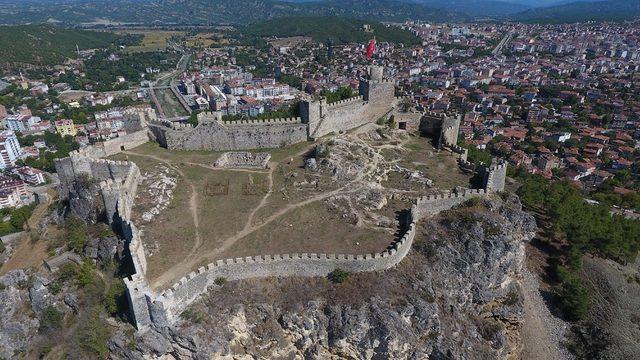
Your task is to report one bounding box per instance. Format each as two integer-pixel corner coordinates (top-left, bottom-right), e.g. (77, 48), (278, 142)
(84, 235), (122, 266)
(66, 178), (104, 223)
(110, 197), (537, 359)
(0, 270), (39, 359)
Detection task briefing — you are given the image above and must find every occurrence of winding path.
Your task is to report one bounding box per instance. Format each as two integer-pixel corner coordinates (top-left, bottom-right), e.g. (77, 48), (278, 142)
(126, 139), (386, 289)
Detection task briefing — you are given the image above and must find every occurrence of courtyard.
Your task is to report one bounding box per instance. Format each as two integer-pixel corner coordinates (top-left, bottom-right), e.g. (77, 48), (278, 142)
(110, 130), (472, 290)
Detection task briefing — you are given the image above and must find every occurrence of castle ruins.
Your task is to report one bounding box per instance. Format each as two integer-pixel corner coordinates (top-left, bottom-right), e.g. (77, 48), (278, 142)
(52, 65), (508, 332)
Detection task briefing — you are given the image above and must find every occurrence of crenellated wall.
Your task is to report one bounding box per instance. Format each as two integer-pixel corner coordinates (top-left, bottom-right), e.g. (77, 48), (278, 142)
(149, 118), (308, 151)
(55, 148), (506, 332)
(411, 189), (488, 221)
(155, 220), (417, 322)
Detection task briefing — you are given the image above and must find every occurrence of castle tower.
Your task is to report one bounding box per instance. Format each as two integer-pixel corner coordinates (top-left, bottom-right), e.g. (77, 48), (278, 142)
(359, 65), (394, 103)
(369, 65), (384, 82)
(300, 97), (325, 139)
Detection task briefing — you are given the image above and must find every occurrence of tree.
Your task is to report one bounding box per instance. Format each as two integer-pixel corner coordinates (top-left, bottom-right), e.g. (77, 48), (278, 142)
(557, 268), (591, 321)
(65, 216), (88, 253)
(328, 268), (349, 283)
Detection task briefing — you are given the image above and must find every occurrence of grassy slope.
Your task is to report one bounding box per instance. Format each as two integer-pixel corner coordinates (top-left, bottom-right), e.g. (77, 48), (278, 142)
(246, 16), (421, 45)
(0, 24), (121, 65)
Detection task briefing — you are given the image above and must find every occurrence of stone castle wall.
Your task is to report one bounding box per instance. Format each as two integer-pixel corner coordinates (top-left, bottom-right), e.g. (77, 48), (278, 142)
(411, 189), (488, 221)
(213, 152), (271, 169)
(149, 118), (308, 151)
(102, 130), (150, 156)
(54, 150), (507, 331)
(156, 220), (417, 321)
(301, 80), (396, 139)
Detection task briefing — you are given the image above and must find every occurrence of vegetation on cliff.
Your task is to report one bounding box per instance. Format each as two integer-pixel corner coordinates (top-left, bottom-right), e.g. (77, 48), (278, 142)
(512, 167), (640, 322)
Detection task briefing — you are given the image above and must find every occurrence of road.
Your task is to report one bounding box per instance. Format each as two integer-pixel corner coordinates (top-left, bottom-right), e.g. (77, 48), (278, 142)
(150, 53), (192, 119)
(492, 31), (514, 55)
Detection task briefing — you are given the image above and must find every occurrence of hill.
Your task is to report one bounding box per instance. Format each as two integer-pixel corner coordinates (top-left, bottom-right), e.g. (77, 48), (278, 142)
(0, 0), (459, 25)
(513, 0), (640, 22)
(410, 0), (531, 17)
(0, 25), (125, 65)
(245, 17), (421, 45)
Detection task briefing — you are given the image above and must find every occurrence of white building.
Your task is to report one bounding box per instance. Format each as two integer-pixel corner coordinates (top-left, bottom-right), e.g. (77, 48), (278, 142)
(0, 130), (22, 169)
(5, 114), (43, 132)
(15, 166), (46, 185)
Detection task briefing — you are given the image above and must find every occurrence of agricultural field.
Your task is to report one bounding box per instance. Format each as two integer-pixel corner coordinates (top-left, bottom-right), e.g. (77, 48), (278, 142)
(185, 32), (229, 48)
(114, 30), (184, 52)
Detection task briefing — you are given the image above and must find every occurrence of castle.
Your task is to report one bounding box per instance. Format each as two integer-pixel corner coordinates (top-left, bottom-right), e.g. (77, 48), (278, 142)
(51, 65), (508, 332)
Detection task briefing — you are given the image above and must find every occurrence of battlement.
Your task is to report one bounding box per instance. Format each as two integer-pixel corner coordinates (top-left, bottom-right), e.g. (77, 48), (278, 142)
(326, 95), (365, 108)
(155, 221), (417, 320)
(172, 122), (194, 129)
(220, 117), (302, 126)
(411, 189), (489, 220)
(359, 78), (395, 85)
(489, 161), (508, 171)
(423, 110), (459, 119)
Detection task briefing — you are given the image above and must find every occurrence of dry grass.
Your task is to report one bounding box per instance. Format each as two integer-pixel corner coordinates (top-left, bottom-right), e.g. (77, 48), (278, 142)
(115, 30), (184, 53)
(185, 32), (228, 48)
(140, 174), (197, 282)
(390, 137), (472, 190)
(185, 165), (268, 248)
(219, 201), (392, 260)
(0, 233), (48, 276)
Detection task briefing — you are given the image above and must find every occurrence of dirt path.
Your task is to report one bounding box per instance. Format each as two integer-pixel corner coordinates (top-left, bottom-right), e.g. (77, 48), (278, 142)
(124, 151), (203, 258)
(128, 141), (382, 289)
(520, 266), (572, 360)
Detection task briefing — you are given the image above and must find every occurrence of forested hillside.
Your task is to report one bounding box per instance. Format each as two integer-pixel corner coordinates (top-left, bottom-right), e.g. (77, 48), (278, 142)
(0, 0), (457, 25)
(513, 0), (640, 23)
(0, 25), (130, 65)
(246, 17), (421, 45)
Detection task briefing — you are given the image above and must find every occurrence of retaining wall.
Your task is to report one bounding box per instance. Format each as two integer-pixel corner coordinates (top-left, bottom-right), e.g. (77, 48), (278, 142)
(213, 152), (271, 169)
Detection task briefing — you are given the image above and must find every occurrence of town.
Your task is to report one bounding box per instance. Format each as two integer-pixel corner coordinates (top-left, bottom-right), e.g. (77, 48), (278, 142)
(0, 13), (638, 360)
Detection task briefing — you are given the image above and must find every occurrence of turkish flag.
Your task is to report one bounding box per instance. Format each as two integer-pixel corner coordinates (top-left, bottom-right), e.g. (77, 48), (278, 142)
(365, 37), (376, 59)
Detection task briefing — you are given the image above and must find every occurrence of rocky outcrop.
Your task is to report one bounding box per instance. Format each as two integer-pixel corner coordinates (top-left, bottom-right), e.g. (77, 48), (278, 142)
(110, 196), (537, 359)
(0, 270), (39, 359)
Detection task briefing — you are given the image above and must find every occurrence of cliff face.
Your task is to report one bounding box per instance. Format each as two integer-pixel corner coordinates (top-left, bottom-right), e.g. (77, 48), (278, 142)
(110, 195), (537, 360)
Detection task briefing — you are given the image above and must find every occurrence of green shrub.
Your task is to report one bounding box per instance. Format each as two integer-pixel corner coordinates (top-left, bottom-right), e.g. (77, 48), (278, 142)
(180, 308), (205, 324)
(214, 277), (227, 286)
(557, 270), (591, 321)
(78, 310), (111, 358)
(464, 197), (482, 208)
(64, 216), (88, 253)
(40, 306), (63, 330)
(104, 278), (126, 316)
(328, 268), (349, 283)
(414, 240), (437, 259)
(503, 289), (519, 306)
(58, 263), (78, 283)
(76, 261), (98, 288)
(476, 317), (503, 341)
(49, 281), (62, 295)
(40, 344), (53, 356)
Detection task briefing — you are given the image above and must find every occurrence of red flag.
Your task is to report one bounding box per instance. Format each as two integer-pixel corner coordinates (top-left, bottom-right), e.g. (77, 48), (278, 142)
(365, 37), (376, 59)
